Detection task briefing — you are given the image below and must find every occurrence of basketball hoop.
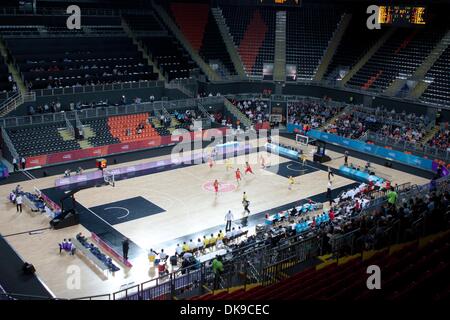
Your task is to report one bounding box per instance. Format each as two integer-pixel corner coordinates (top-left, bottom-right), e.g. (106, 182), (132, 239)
(269, 114), (282, 124)
(295, 134), (309, 155)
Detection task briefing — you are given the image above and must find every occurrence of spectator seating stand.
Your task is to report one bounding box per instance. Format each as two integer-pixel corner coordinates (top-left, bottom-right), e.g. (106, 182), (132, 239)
(220, 6), (275, 78)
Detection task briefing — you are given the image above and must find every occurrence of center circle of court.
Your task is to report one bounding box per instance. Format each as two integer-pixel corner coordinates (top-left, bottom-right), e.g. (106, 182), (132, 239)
(202, 181), (236, 193)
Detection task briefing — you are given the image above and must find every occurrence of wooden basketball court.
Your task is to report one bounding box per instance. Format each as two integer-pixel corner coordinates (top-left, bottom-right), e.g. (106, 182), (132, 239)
(0, 136), (429, 298)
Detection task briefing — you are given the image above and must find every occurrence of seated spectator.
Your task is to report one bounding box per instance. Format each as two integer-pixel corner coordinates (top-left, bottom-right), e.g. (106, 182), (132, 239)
(196, 238), (204, 251)
(188, 239), (196, 251)
(175, 244), (182, 257)
(148, 248), (157, 266)
(182, 241), (190, 253)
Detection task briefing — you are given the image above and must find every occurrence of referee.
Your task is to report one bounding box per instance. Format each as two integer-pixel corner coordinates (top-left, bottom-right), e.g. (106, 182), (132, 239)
(242, 192), (250, 214)
(327, 167), (334, 181)
(327, 180), (333, 206)
(16, 194), (23, 213)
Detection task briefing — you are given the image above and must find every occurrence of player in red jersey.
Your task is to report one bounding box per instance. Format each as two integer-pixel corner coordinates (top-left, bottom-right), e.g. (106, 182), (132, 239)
(244, 162), (254, 175)
(208, 156), (214, 169)
(235, 168), (242, 184)
(213, 179), (220, 195)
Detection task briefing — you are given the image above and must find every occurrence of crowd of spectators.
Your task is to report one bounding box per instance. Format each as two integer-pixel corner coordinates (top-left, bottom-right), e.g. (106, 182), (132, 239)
(376, 123), (425, 144)
(230, 99), (270, 125)
(173, 109), (198, 125)
(329, 183), (449, 253)
(324, 111), (366, 139)
(427, 124), (450, 152)
(154, 109), (199, 132)
(288, 99), (343, 129)
(225, 179), (448, 275)
(325, 105), (431, 142)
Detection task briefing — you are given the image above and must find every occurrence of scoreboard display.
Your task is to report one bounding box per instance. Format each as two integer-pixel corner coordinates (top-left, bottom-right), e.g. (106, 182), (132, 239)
(378, 6), (426, 25)
(259, 0), (302, 6)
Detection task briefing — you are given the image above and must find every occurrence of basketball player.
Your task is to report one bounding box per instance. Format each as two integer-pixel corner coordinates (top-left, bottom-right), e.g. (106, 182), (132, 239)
(225, 158), (233, 171)
(260, 155), (266, 169)
(242, 192), (250, 214)
(344, 151), (349, 166)
(244, 162), (255, 175)
(211, 148), (218, 161)
(213, 179), (220, 196)
(288, 176), (295, 190)
(235, 168), (242, 184)
(300, 153), (307, 167)
(208, 156), (214, 169)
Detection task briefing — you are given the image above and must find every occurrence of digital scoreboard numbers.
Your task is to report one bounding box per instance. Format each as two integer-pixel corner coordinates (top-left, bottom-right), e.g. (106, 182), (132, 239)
(378, 6), (426, 25)
(260, 0), (302, 5)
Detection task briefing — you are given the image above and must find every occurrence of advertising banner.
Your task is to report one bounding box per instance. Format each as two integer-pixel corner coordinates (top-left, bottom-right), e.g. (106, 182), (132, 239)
(27, 127), (230, 168)
(306, 130), (434, 172)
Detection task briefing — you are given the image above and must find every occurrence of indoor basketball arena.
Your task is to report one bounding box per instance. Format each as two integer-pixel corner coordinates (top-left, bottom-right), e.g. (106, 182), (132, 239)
(0, 0), (449, 308)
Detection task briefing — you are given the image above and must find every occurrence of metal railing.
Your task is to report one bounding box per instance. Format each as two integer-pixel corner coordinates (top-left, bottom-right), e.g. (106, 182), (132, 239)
(72, 293), (111, 300)
(161, 106), (171, 119)
(286, 95), (351, 110)
(0, 292), (61, 300)
(0, 7), (156, 16)
(0, 92), (20, 111)
(1, 127), (18, 159)
(198, 102), (211, 119)
(63, 113), (74, 138)
(0, 28), (128, 39)
(32, 80), (164, 98)
(74, 111), (83, 130)
(0, 92), (36, 117)
(165, 79), (196, 98)
(224, 98), (253, 128)
(0, 91), (19, 102)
